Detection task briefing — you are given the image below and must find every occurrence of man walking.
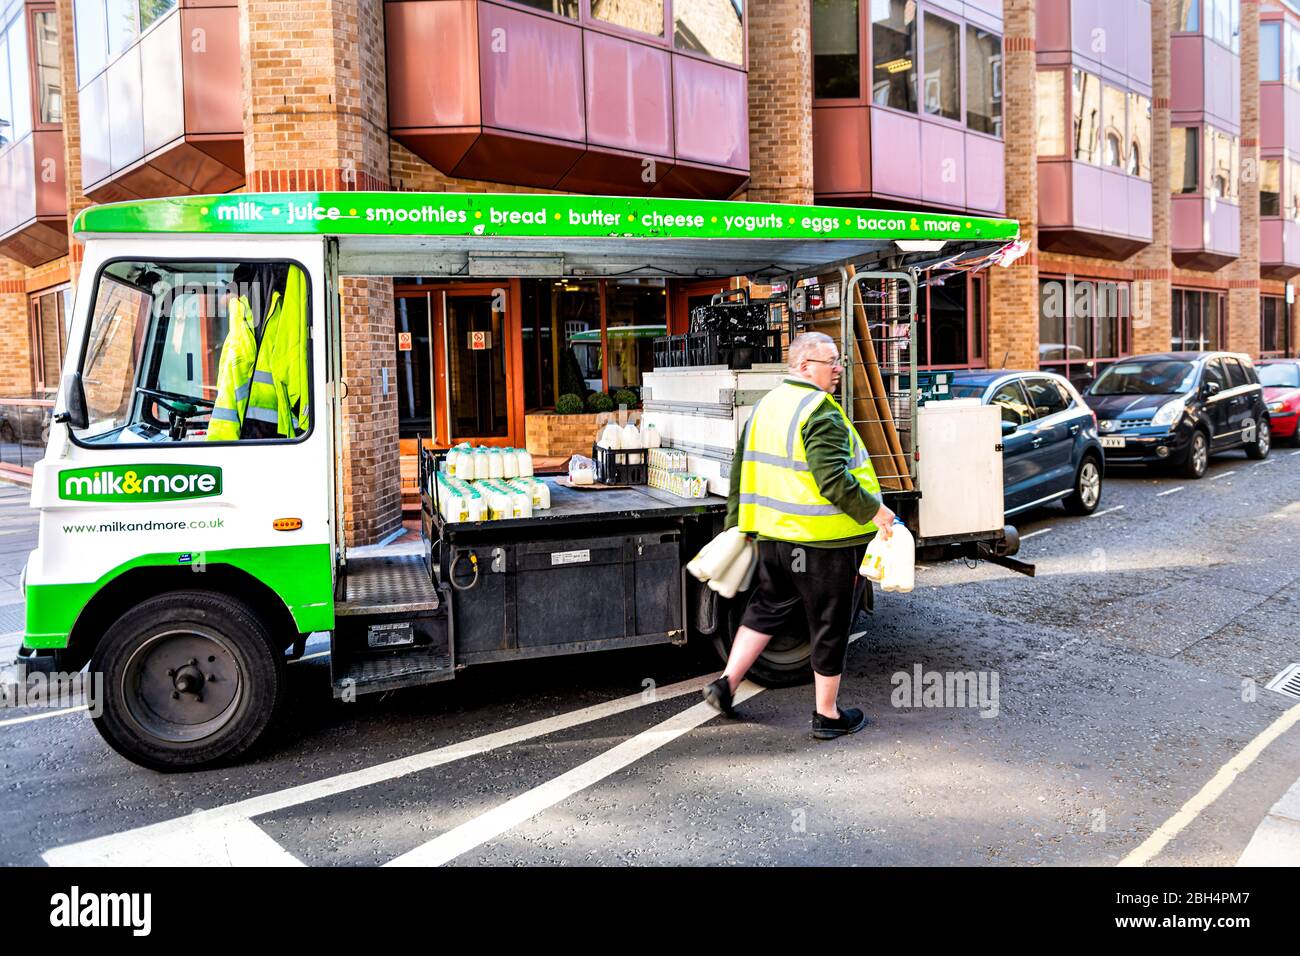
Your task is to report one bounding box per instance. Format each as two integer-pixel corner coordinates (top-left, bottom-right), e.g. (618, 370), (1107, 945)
(703, 331), (894, 739)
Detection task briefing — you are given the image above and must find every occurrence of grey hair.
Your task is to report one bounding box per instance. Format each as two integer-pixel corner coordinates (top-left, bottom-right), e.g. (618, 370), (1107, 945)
(787, 331), (837, 369)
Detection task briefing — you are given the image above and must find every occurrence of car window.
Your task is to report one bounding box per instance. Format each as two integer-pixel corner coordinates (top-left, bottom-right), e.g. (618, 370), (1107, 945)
(1258, 363), (1300, 387)
(1201, 359), (1228, 391)
(988, 381), (1033, 428)
(1021, 377), (1071, 419)
(1222, 358), (1249, 389)
(1089, 360), (1197, 395)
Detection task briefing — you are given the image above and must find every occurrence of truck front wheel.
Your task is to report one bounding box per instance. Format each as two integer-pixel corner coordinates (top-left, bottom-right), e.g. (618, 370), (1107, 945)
(90, 591), (285, 771)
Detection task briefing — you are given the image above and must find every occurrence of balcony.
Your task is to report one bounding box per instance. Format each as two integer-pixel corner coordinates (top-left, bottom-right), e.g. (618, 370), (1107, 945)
(811, 0), (1005, 215)
(1170, 3), (1240, 131)
(1261, 217), (1300, 278)
(1172, 194), (1240, 270)
(1033, 1), (1153, 259)
(385, 0), (748, 198)
(0, 2), (67, 266)
(77, 2), (243, 202)
(1259, 3), (1300, 277)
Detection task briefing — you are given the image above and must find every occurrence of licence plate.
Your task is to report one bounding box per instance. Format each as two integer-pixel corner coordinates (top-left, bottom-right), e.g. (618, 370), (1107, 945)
(1100, 436), (1126, 449)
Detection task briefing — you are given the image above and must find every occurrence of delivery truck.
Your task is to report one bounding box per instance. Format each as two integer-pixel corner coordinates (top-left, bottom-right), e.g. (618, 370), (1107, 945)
(18, 191), (1026, 770)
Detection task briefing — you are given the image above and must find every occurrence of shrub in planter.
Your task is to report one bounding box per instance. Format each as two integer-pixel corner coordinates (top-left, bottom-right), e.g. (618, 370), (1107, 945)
(612, 388), (638, 409)
(586, 391), (615, 413)
(555, 393), (585, 415)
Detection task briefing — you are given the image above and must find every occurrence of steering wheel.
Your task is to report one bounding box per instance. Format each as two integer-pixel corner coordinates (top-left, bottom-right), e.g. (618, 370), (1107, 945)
(136, 386), (215, 417)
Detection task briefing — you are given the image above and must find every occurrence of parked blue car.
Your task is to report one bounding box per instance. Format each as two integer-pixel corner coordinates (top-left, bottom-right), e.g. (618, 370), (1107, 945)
(949, 370), (1105, 517)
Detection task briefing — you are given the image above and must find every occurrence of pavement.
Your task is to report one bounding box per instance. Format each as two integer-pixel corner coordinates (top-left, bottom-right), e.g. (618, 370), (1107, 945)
(0, 453), (1298, 867)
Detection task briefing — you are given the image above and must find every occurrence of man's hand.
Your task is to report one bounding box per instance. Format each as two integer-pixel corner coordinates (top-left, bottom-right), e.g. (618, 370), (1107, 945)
(873, 504), (895, 539)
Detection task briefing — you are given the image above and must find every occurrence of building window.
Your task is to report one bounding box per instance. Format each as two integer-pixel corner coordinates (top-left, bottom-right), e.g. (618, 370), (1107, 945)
(1172, 0), (1199, 33)
(591, 0), (664, 38)
(1261, 158), (1281, 217)
(921, 13), (959, 122)
(871, 0), (916, 112)
(1207, 126), (1238, 202)
(33, 11), (60, 126)
(915, 271), (985, 369)
(813, 0), (859, 99)
(73, 0), (181, 84)
(1262, 21), (1282, 82)
(1102, 84), (1126, 169)
(966, 25), (1001, 137)
(1038, 277), (1132, 387)
(1261, 295), (1289, 357)
(1036, 68), (1066, 156)
(1171, 126), (1199, 194)
(673, 0), (744, 65)
(1290, 158), (1300, 221)
(1127, 93), (1151, 179)
(1289, 23), (1300, 90)
(1072, 69), (1101, 164)
(1171, 287), (1226, 352)
(605, 279), (668, 391)
(29, 286), (72, 395)
(0, 10), (32, 151)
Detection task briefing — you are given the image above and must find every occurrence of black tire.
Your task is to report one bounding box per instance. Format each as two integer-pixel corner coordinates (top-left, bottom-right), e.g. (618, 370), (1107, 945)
(90, 590), (285, 772)
(1245, 417), (1271, 460)
(1180, 429), (1210, 479)
(710, 595), (813, 688)
(1063, 454), (1103, 516)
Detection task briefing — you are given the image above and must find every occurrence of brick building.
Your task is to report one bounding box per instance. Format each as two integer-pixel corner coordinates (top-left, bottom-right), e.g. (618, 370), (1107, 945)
(0, 0), (1295, 544)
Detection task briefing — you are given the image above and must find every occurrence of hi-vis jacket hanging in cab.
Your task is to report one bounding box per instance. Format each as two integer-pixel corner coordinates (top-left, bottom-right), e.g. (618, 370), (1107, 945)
(737, 381), (881, 542)
(208, 266), (310, 441)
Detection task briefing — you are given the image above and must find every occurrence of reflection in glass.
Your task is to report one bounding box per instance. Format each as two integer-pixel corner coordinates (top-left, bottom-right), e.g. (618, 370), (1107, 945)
(1036, 68), (1065, 155)
(34, 12), (61, 125)
(1261, 159), (1281, 217)
(813, 0), (859, 98)
(922, 13), (959, 122)
(674, 0), (744, 65)
(591, 0), (664, 37)
(966, 26), (1001, 137)
(1072, 69), (1100, 164)
(871, 0), (916, 112)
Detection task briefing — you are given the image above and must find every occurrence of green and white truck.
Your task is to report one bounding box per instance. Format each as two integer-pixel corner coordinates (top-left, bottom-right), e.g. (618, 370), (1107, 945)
(18, 191), (1023, 770)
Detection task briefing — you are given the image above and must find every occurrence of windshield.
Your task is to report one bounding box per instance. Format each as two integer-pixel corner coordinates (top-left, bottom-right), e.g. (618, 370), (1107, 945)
(949, 383), (989, 399)
(75, 260), (311, 445)
(1258, 363), (1300, 388)
(1088, 360), (1197, 396)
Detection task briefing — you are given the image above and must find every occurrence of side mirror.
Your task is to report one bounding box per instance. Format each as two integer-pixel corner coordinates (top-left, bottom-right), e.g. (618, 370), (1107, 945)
(1001, 419), (1018, 435)
(1202, 380), (1221, 398)
(54, 372), (89, 431)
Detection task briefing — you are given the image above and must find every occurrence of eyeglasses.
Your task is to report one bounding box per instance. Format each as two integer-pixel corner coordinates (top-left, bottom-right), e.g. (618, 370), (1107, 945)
(806, 357), (844, 369)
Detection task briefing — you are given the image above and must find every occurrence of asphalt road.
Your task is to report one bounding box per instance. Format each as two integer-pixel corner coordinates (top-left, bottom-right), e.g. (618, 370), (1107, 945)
(0, 446), (1298, 867)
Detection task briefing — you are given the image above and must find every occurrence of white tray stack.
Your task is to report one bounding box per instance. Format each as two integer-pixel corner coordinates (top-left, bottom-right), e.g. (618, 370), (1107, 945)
(640, 364), (787, 496)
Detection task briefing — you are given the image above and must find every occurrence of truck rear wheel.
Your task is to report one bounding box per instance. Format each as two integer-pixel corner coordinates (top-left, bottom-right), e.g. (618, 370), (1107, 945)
(90, 591), (284, 771)
(710, 598), (814, 688)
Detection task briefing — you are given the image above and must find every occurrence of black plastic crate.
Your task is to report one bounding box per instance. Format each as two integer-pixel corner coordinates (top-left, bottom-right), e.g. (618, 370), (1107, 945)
(592, 443), (648, 485)
(653, 334), (689, 369)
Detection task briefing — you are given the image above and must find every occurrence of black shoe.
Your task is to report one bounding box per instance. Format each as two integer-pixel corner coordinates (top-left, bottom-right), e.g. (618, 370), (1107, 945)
(811, 706), (867, 739)
(703, 677), (735, 717)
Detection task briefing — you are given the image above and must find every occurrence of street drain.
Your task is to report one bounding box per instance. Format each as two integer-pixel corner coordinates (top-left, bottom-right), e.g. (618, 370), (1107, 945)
(1265, 663), (1300, 700)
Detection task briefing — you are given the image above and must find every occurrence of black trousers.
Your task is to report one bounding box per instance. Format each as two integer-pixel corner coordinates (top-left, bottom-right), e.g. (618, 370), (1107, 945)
(738, 540), (868, 677)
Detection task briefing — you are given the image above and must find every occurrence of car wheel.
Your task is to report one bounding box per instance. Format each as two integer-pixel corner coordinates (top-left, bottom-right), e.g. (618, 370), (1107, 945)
(1063, 455), (1103, 515)
(1181, 429), (1210, 479)
(1245, 417), (1271, 459)
(90, 590), (285, 771)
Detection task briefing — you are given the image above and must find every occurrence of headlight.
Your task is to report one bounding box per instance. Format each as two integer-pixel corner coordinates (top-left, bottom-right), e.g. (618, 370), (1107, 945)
(1268, 401), (1286, 413)
(1099, 419), (1115, 432)
(1150, 397), (1187, 428)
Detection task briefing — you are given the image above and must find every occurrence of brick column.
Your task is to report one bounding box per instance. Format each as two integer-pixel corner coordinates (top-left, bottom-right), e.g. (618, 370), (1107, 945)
(0, 258), (33, 397)
(55, 0), (91, 287)
(1228, 0), (1262, 356)
(746, 0), (812, 205)
(987, 0), (1039, 371)
(240, 0), (401, 545)
(1132, 0), (1173, 354)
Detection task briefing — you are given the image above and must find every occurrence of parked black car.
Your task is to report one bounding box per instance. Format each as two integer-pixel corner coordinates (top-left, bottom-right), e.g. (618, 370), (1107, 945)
(1082, 352), (1271, 478)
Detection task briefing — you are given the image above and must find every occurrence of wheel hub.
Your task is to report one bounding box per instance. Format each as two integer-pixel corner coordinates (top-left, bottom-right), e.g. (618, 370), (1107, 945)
(123, 631), (243, 743)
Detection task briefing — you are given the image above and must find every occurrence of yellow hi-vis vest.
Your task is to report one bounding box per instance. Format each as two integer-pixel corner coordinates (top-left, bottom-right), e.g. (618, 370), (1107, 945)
(737, 380), (881, 543)
(207, 267), (309, 441)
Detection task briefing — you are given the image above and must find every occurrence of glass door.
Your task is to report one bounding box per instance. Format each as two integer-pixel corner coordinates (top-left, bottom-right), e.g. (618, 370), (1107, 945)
(438, 287), (512, 444)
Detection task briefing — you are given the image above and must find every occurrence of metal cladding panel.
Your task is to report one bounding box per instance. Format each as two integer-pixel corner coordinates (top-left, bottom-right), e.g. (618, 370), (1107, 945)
(583, 30), (672, 158)
(477, 1), (585, 141)
(812, 106), (871, 196)
(384, 0), (481, 130)
(672, 54), (748, 169)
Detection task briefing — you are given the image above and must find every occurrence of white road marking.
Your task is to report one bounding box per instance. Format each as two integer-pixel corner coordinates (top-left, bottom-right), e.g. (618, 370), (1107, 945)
(386, 682), (765, 867)
(1020, 528), (1052, 540)
(0, 704), (87, 728)
(1291, 450), (1300, 457)
(1210, 470), (1237, 481)
(1254, 458), (1277, 465)
(1155, 486), (1184, 497)
(42, 673), (716, 867)
(1119, 700), (1300, 867)
(1089, 505), (1125, 519)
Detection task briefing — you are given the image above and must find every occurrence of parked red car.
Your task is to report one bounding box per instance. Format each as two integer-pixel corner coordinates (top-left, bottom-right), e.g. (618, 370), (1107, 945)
(1257, 359), (1300, 444)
